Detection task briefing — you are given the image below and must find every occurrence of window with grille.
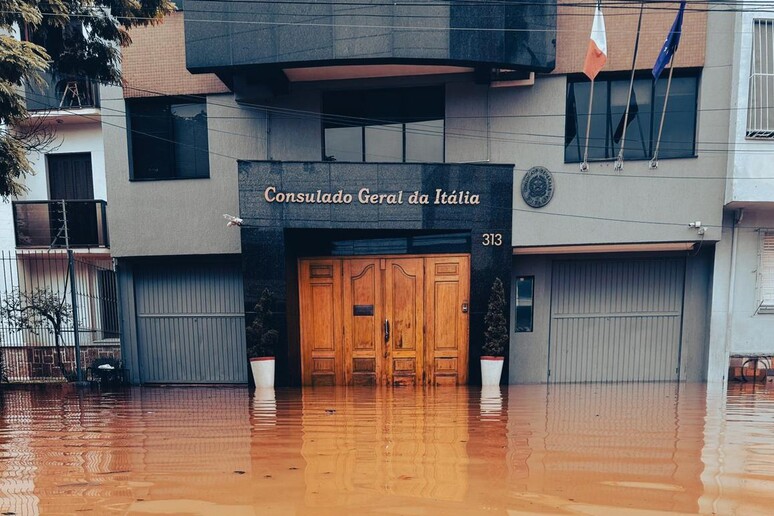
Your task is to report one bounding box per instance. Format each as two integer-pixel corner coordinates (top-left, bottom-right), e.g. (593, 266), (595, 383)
(761, 232), (774, 309)
(747, 20), (774, 138)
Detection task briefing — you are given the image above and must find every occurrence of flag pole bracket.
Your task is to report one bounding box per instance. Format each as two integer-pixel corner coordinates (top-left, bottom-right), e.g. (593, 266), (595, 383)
(580, 161), (589, 172)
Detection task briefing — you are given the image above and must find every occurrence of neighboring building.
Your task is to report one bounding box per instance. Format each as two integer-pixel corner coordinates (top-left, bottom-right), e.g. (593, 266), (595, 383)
(708, 9), (774, 381)
(105, 2), (731, 385)
(0, 58), (120, 381)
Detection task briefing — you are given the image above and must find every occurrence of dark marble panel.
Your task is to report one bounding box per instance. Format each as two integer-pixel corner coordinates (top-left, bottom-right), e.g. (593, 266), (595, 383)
(239, 161), (513, 385)
(185, 0), (556, 73)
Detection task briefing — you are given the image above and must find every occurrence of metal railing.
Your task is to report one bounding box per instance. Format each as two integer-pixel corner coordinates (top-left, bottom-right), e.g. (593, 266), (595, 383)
(747, 20), (774, 138)
(0, 250), (120, 384)
(24, 71), (100, 112)
(12, 200), (109, 249)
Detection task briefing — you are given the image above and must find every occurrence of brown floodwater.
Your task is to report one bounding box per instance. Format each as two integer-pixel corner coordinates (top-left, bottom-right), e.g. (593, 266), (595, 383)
(0, 383), (773, 515)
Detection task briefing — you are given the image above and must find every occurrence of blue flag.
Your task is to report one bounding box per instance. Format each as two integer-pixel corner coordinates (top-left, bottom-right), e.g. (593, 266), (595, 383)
(652, 1), (686, 80)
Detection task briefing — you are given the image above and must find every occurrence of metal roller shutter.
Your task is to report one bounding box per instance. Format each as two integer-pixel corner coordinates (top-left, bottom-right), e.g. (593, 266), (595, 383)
(548, 258), (685, 383)
(134, 262), (247, 383)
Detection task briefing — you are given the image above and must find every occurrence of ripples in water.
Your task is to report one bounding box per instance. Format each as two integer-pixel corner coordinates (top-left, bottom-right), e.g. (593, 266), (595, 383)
(0, 382), (772, 514)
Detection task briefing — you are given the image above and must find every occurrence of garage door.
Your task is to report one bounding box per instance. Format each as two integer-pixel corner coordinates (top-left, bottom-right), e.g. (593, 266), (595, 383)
(548, 258), (685, 383)
(134, 262), (247, 383)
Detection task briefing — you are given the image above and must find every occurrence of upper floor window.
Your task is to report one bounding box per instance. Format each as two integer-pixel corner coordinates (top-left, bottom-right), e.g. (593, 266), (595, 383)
(323, 87), (444, 163)
(127, 98), (209, 180)
(565, 73), (698, 163)
(747, 20), (774, 138)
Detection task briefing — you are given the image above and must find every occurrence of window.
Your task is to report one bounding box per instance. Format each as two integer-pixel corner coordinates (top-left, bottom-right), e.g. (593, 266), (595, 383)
(98, 270), (120, 339)
(760, 232), (774, 310)
(514, 276), (534, 332)
(323, 87), (444, 163)
(565, 73), (698, 162)
(127, 98), (209, 180)
(748, 20), (774, 138)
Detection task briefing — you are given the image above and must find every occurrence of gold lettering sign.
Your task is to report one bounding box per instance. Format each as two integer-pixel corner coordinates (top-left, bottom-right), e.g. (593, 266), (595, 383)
(262, 186), (481, 206)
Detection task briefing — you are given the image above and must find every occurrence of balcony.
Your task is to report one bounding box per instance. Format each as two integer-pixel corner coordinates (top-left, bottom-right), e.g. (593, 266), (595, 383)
(24, 72), (100, 121)
(184, 0), (556, 81)
(12, 201), (109, 249)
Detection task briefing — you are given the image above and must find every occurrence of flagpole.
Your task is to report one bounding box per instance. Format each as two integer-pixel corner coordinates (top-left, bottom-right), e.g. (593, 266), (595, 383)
(650, 53), (676, 169)
(581, 79), (595, 172)
(615, 0), (645, 172)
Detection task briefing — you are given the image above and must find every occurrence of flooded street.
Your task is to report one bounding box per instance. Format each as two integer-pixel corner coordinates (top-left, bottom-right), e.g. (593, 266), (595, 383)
(0, 383), (773, 515)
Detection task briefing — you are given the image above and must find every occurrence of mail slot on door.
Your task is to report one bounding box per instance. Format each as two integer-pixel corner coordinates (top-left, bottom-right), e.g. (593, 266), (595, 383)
(353, 305), (375, 316)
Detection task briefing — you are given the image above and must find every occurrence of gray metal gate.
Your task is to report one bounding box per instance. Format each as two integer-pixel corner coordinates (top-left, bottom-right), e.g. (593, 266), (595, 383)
(134, 262), (247, 383)
(548, 258), (685, 383)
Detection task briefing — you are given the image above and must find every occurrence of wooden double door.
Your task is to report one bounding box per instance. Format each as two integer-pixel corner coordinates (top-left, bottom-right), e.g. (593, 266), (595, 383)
(299, 255), (470, 386)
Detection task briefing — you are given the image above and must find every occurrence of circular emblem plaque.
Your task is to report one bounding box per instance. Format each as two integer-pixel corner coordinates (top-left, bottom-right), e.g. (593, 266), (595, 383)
(521, 166), (554, 208)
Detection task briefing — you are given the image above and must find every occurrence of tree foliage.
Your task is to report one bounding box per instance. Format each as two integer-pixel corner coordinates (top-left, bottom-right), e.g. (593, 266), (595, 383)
(482, 277), (508, 357)
(1, 0), (174, 198)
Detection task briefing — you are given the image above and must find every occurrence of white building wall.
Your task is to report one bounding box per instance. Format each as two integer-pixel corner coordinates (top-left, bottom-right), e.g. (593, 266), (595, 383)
(707, 7), (774, 382)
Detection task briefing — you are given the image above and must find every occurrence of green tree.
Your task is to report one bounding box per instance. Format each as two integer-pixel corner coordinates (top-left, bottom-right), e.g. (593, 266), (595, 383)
(482, 277), (508, 357)
(1, 0), (174, 198)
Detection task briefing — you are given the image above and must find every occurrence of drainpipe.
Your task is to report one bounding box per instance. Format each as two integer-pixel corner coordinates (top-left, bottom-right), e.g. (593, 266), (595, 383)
(724, 208), (742, 380)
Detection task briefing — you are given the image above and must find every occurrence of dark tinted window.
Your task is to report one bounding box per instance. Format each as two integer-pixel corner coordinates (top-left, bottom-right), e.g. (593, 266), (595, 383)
(323, 87), (444, 163)
(565, 73), (698, 162)
(128, 98), (209, 180)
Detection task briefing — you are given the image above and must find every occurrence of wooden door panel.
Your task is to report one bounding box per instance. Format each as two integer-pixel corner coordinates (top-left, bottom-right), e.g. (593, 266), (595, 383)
(343, 259), (382, 385)
(425, 256), (470, 385)
(299, 259), (343, 386)
(385, 258), (424, 385)
(300, 254), (470, 386)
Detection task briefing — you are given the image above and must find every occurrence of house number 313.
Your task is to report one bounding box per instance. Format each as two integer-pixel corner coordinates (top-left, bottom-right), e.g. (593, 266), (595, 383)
(482, 233), (503, 246)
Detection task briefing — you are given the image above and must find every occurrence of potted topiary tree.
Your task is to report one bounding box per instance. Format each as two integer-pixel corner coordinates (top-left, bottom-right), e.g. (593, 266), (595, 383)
(246, 289), (279, 388)
(481, 277), (507, 386)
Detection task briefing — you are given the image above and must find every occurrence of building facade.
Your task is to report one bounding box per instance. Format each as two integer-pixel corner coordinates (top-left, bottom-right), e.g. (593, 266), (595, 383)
(707, 6), (774, 381)
(105, 2), (733, 385)
(1, 59), (120, 381)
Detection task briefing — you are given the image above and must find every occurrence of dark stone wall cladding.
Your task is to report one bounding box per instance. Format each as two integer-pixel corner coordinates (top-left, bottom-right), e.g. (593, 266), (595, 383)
(185, 0), (557, 72)
(238, 161), (513, 385)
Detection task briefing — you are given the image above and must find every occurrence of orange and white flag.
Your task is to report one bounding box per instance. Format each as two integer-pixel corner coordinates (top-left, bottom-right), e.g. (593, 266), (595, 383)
(583, 5), (607, 80)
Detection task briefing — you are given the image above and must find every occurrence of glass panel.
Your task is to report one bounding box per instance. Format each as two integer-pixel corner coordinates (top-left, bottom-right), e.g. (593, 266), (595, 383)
(565, 80), (609, 162)
(405, 119), (444, 162)
(172, 103), (210, 178)
(365, 123), (403, 162)
(129, 101), (174, 179)
(515, 276), (534, 333)
(654, 77), (697, 158)
(324, 126), (363, 162)
(610, 79), (651, 161)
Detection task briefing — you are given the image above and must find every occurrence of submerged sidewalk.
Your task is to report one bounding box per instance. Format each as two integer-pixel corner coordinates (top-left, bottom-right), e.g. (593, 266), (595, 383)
(0, 383), (771, 515)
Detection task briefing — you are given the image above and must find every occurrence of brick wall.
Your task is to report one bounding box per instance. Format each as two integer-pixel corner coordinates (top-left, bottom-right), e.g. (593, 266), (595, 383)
(122, 12), (230, 98)
(2, 345), (122, 381)
(554, 0), (706, 74)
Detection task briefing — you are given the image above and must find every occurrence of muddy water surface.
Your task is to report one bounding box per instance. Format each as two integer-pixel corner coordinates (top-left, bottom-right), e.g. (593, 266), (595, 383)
(0, 383), (772, 515)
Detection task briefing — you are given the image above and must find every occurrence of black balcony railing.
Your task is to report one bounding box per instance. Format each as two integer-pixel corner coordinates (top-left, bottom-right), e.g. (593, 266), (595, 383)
(25, 72), (100, 112)
(12, 201), (109, 249)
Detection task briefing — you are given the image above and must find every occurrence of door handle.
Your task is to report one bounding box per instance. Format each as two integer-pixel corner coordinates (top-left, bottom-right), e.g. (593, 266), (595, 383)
(384, 319), (390, 343)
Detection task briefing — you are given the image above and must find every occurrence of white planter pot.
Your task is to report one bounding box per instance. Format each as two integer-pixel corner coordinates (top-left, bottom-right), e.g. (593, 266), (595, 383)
(480, 356), (504, 386)
(250, 357), (275, 388)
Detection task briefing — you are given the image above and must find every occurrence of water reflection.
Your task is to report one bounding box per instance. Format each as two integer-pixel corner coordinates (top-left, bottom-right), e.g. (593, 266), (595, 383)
(0, 383), (772, 514)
